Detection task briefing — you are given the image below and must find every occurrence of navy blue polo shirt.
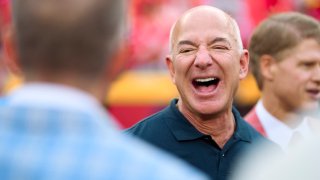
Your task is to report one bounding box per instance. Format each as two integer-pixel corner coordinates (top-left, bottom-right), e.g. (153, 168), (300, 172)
(126, 99), (274, 180)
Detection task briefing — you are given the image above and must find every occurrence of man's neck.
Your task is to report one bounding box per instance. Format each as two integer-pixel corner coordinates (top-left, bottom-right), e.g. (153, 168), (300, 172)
(262, 97), (303, 129)
(178, 103), (235, 149)
(25, 74), (109, 103)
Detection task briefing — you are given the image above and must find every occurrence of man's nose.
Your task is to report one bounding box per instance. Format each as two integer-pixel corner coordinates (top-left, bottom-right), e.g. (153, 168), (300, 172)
(311, 64), (320, 83)
(194, 48), (212, 69)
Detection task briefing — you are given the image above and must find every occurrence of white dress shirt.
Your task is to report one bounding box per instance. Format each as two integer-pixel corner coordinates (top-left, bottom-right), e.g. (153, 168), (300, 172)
(256, 100), (312, 151)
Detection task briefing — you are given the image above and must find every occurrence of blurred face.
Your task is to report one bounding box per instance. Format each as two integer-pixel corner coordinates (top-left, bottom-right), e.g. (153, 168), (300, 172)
(272, 39), (320, 112)
(166, 9), (249, 119)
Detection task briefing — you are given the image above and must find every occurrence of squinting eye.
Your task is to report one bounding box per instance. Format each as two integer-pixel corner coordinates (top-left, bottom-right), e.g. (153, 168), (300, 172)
(180, 49), (194, 53)
(211, 46), (228, 50)
(302, 62), (315, 68)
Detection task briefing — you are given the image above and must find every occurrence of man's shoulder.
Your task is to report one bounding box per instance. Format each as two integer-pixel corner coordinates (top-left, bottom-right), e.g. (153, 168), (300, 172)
(126, 105), (172, 134)
(0, 106), (102, 132)
(244, 106), (258, 122)
(244, 120), (265, 140)
(241, 118), (279, 150)
(243, 105), (267, 137)
(233, 111), (282, 159)
(233, 106), (268, 142)
(109, 134), (208, 179)
(0, 105), (139, 140)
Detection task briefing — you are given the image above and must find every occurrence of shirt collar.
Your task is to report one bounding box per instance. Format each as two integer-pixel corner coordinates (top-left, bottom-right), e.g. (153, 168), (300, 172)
(232, 106), (252, 142)
(256, 100), (313, 150)
(5, 82), (119, 128)
(165, 99), (204, 141)
(166, 99), (252, 142)
(7, 82), (101, 111)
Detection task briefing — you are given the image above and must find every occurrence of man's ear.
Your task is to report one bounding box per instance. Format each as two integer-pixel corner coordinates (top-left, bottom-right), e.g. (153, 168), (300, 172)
(260, 54), (276, 81)
(105, 42), (128, 82)
(97, 42), (129, 103)
(165, 55), (176, 85)
(239, 49), (249, 80)
(3, 25), (21, 75)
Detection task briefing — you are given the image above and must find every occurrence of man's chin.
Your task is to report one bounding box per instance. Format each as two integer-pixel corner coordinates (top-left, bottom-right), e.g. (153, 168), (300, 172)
(194, 106), (227, 120)
(298, 102), (320, 115)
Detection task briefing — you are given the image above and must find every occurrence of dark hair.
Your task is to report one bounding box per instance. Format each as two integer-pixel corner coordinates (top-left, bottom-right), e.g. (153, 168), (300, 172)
(249, 12), (320, 90)
(12, 0), (125, 79)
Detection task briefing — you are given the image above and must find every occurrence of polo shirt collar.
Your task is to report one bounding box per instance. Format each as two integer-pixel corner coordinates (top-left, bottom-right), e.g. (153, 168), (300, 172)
(165, 99), (252, 142)
(232, 106), (252, 142)
(165, 99), (205, 141)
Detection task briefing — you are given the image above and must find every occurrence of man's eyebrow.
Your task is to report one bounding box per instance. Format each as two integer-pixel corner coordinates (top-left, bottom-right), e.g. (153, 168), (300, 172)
(177, 40), (197, 47)
(208, 37), (231, 46)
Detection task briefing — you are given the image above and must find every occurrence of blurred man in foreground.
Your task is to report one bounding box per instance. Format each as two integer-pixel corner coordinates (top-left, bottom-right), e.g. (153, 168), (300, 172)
(245, 12), (320, 151)
(127, 5), (276, 180)
(0, 0), (208, 179)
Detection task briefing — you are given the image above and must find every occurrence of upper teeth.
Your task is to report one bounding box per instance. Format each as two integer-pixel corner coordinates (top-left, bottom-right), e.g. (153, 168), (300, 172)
(195, 78), (216, 82)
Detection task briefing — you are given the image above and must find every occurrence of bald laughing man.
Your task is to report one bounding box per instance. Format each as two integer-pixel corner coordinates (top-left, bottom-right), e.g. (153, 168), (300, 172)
(127, 5), (276, 180)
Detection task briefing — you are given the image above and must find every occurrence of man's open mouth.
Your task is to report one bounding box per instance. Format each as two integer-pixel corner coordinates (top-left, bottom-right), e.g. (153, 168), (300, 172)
(307, 89), (320, 99)
(192, 77), (220, 93)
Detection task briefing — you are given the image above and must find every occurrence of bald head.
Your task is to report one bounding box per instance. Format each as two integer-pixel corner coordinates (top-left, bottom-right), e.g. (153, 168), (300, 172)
(169, 5), (242, 55)
(11, 0), (125, 80)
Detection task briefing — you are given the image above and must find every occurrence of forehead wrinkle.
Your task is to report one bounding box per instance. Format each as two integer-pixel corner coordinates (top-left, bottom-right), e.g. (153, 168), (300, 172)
(209, 37), (231, 46)
(177, 40), (197, 47)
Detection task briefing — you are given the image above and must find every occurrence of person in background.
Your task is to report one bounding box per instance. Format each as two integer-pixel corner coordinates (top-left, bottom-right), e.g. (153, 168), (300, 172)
(0, 0), (208, 179)
(245, 12), (320, 151)
(126, 5), (276, 180)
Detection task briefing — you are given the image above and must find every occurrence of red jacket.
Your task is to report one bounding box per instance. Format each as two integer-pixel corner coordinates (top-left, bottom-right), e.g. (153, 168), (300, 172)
(244, 107), (267, 137)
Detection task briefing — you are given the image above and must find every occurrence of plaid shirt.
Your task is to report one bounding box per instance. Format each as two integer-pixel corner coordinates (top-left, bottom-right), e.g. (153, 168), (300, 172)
(0, 84), (208, 180)
(0, 107), (205, 180)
